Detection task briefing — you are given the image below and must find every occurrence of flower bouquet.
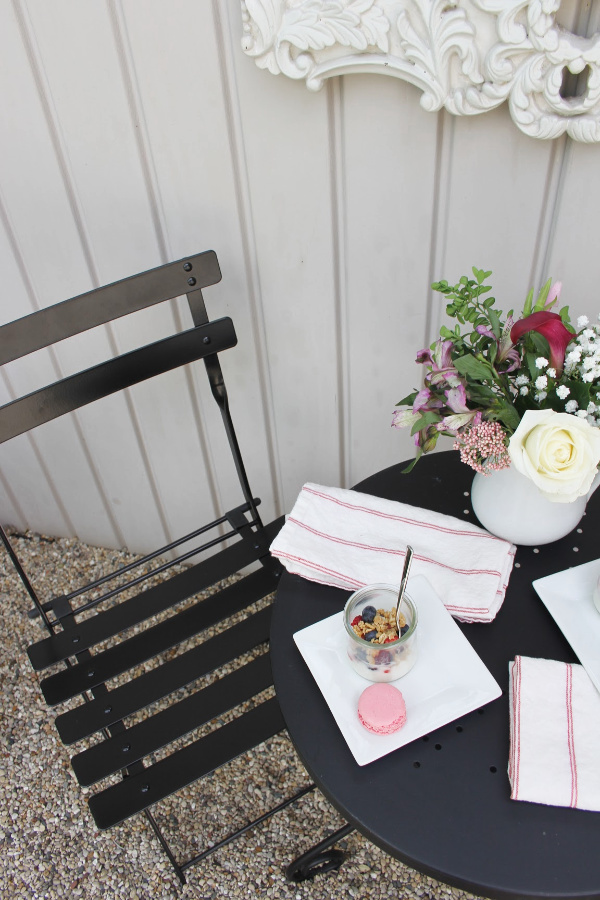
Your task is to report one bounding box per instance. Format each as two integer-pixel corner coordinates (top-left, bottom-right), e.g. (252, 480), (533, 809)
(393, 268), (600, 505)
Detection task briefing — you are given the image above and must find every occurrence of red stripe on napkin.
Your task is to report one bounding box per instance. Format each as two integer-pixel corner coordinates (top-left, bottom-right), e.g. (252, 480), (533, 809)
(566, 665), (578, 809)
(304, 485), (502, 542)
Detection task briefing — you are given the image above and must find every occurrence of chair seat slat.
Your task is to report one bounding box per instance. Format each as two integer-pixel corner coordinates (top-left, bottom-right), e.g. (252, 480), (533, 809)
(40, 565), (277, 706)
(72, 653), (274, 786)
(88, 696), (285, 830)
(28, 519), (281, 671)
(56, 606), (272, 744)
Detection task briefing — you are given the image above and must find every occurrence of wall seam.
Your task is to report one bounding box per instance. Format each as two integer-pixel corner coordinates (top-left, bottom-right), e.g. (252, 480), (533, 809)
(327, 78), (350, 488)
(212, 0), (285, 515)
(530, 136), (569, 290)
(426, 110), (454, 347)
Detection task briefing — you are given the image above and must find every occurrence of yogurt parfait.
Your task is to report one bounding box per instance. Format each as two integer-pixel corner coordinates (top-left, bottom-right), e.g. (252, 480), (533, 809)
(344, 583), (418, 682)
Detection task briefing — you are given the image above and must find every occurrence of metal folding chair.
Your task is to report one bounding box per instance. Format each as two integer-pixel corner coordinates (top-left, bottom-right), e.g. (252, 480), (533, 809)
(0, 251), (318, 884)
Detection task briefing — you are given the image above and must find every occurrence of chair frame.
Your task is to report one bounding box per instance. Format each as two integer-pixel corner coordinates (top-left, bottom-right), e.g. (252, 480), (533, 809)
(0, 251), (321, 884)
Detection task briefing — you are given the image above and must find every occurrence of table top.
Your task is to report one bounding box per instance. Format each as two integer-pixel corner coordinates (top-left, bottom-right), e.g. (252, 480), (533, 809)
(270, 451), (600, 900)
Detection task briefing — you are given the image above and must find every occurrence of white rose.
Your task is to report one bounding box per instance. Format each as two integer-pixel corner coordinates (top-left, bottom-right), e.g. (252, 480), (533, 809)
(508, 409), (600, 503)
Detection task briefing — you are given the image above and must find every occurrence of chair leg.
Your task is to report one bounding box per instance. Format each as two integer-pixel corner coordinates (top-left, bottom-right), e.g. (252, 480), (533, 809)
(285, 822), (355, 882)
(144, 808), (187, 886)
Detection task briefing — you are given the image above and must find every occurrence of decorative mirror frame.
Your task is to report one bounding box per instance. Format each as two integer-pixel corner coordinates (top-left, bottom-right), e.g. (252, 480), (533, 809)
(240, 0), (600, 142)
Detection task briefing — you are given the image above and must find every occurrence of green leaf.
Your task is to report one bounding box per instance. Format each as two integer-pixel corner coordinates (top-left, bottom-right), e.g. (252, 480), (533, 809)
(401, 452), (422, 474)
(466, 386), (497, 408)
(533, 278), (552, 312)
(396, 390), (418, 407)
(559, 305), (572, 327)
(410, 411), (442, 435)
(523, 288), (534, 317)
(488, 308), (501, 339)
(526, 351), (541, 381)
(529, 332), (550, 356)
(562, 379), (590, 410)
(454, 354), (493, 381)
(491, 401), (521, 431)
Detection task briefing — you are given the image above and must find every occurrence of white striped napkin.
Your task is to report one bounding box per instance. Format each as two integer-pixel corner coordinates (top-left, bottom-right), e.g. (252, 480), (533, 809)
(270, 483), (515, 623)
(508, 656), (600, 811)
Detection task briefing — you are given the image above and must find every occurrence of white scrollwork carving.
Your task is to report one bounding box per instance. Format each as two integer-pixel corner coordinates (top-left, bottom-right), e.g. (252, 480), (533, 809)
(240, 0), (600, 141)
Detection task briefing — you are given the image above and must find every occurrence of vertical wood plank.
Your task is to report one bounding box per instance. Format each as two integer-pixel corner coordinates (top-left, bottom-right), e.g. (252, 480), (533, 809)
(341, 75), (439, 482)
(226, 2), (342, 510)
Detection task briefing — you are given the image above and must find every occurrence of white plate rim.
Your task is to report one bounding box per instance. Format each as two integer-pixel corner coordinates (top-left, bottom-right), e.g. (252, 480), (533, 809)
(533, 558), (600, 695)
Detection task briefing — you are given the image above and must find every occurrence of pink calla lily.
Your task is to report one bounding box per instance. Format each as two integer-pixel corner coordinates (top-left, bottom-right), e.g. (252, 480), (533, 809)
(510, 311), (574, 375)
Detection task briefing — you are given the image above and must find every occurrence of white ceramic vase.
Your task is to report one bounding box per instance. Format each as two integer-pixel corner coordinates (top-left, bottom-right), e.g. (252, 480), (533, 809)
(470, 464), (600, 546)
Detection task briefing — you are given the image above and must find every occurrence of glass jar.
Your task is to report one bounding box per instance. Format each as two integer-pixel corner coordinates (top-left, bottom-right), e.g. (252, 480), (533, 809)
(343, 583), (418, 683)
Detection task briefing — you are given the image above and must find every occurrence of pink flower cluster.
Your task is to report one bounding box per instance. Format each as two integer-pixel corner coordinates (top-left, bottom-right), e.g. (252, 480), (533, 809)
(453, 421), (511, 475)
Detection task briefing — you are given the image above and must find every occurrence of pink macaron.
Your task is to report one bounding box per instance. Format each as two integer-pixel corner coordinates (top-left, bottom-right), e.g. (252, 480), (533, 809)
(358, 683), (407, 735)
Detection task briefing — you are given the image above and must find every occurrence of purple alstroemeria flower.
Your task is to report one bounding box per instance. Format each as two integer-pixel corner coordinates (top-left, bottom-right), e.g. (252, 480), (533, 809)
(497, 316), (520, 372)
(391, 408), (420, 430)
(417, 339), (462, 388)
(477, 318), (520, 372)
(445, 383), (470, 414)
(412, 388), (444, 413)
(437, 410), (482, 435)
(412, 388), (432, 412)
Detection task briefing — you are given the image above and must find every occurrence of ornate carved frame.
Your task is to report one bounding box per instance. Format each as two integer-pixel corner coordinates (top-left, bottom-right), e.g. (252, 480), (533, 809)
(240, 0), (600, 141)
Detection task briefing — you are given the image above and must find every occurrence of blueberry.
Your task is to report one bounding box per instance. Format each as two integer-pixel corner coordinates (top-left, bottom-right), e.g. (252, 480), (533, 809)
(362, 605), (377, 623)
(376, 650), (392, 665)
(400, 624), (409, 636)
(364, 629), (377, 641)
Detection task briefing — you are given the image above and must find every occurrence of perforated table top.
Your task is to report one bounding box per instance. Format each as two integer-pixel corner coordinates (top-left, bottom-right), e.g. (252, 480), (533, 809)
(270, 451), (600, 900)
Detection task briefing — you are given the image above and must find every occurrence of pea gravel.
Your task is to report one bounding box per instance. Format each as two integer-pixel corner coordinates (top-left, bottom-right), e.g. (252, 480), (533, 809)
(0, 530), (484, 900)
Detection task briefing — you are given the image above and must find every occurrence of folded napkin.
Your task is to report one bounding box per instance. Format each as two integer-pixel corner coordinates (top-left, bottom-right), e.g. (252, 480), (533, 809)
(508, 655), (600, 811)
(270, 483), (515, 623)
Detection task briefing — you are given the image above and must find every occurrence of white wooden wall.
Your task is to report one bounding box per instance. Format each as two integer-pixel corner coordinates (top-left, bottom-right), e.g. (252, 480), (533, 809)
(1, 0), (599, 555)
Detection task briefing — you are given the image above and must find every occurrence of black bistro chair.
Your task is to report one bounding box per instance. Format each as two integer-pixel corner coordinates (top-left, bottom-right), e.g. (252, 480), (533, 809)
(0, 252), (329, 885)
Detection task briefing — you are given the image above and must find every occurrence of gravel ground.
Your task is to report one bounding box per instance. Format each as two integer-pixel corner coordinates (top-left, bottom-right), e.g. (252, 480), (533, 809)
(0, 530), (482, 900)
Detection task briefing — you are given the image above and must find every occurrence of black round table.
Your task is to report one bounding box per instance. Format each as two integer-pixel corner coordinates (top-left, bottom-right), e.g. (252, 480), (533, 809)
(270, 451), (600, 900)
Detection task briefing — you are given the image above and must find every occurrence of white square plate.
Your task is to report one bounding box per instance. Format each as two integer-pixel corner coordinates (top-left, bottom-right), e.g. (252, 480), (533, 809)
(293, 575), (502, 766)
(533, 558), (600, 695)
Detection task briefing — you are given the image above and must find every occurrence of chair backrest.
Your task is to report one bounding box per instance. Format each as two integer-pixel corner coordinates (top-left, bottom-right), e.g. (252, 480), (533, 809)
(0, 251), (265, 621)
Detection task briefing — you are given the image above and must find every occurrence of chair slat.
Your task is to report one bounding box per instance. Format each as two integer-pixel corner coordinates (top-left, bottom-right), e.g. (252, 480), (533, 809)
(88, 696), (285, 830)
(42, 566), (277, 706)
(72, 653), (274, 786)
(28, 518), (281, 671)
(0, 250), (220, 365)
(0, 318), (236, 445)
(56, 606), (272, 745)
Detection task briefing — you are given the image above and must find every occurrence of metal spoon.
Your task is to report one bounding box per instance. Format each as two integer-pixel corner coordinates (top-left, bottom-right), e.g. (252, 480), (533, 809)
(396, 545), (414, 634)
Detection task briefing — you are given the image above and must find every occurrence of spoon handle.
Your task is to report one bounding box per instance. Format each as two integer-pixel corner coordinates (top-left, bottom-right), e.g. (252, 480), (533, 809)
(397, 545), (414, 624)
